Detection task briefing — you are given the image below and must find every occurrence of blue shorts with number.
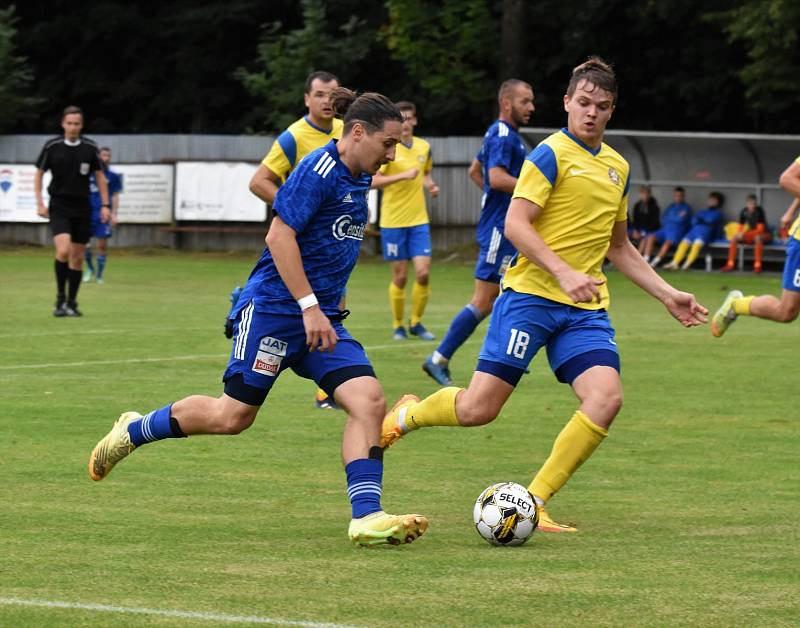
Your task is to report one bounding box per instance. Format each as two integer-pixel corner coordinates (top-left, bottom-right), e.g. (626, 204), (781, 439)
(475, 226), (517, 283)
(90, 213), (113, 239)
(782, 238), (800, 292)
(223, 301), (374, 405)
(477, 290), (620, 385)
(381, 224), (432, 261)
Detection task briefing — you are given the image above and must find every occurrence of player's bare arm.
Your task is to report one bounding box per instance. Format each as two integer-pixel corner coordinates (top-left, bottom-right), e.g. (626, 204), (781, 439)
(265, 215), (338, 352)
(505, 196), (604, 303)
(111, 189), (121, 227)
(780, 199), (800, 231)
(605, 220), (707, 326)
(249, 164), (282, 204)
(423, 173), (439, 197)
(487, 166), (517, 194)
(370, 168), (418, 189)
(95, 169), (111, 223)
(468, 158), (483, 189)
(779, 159), (800, 198)
(34, 168), (47, 217)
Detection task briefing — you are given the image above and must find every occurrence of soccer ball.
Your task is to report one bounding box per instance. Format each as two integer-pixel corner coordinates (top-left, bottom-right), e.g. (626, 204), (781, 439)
(473, 482), (539, 546)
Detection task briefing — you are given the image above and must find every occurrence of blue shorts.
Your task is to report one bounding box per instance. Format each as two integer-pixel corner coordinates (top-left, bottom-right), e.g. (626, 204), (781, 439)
(90, 216), (112, 239)
(475, 227), (516, 283)
(782, 238), (800, 292)
(223, 302), (374, 405)
(477, 290), (620, 385)
(381, 224), (431, 261)
(653, 227), (685, 244)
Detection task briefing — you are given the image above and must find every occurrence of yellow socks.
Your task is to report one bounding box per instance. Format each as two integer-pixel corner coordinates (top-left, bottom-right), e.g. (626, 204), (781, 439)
(733, 295), (754, 316)
(410, 281), (430, 327)
(672, 240), (690, 265)
(685, 241), (703, 267)
(529, 410), (608, 503)
(405, 387), (462, 429)
(389, 281), (405, 329)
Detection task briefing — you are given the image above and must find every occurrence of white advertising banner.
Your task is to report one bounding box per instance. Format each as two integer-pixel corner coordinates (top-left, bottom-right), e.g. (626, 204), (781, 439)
(175, 162), (264, 221)
(0, 165), (50, 222)
(113, 164), (174, 224)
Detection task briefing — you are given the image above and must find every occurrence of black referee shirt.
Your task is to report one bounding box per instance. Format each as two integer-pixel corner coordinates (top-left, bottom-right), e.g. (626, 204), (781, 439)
(35, 136), (102, 202)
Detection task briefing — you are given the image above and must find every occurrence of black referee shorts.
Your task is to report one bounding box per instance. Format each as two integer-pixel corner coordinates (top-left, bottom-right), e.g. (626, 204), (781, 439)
(48, 198), (92, 245)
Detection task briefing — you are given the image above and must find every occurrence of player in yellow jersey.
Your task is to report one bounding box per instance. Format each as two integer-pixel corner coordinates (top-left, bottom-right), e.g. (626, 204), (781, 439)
(711, 157), (800, 336)
(381, 58), (708, 532)
(371, 101), (440, 340)
(243, 70), (343, 410)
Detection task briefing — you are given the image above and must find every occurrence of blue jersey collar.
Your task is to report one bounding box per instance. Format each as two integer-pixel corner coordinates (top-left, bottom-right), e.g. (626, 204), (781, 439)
(561, 127), (602, 156)
(304, 115), (335, 135)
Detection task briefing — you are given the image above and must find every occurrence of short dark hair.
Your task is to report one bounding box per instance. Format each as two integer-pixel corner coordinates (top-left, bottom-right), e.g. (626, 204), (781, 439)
(395, 101), (416, 115)
(498, 79), (532, 104)
(330, 88), (403, 135)
(567, 57), (617, 103)
(62, 105), (83, 119)
(305, 71), (339, 94)
(709, 191), (724, 205)
(746, 193), (757, 201)
(674, 186), (685, 193)
(100, 146), (111, 153)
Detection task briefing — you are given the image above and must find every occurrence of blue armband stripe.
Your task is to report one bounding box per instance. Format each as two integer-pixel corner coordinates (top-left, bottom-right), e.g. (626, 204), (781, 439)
(277, 131), (297, 168)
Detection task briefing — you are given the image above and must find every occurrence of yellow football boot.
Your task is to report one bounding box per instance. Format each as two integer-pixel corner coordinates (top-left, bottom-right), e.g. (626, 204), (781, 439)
(536, 506), (577, 533)
(711, 289), (743, 338)
(348, 511), (429, 547)
(88, 412), (141, 481)
(380, 394), (420, 449)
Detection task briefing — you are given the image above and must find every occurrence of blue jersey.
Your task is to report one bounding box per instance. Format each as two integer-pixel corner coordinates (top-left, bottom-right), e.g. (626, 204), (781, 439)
(662, 202), (693, 231)
(476, 120), (527, 244)
(235, 140), (371, 317)
(90, 167), (123, 213)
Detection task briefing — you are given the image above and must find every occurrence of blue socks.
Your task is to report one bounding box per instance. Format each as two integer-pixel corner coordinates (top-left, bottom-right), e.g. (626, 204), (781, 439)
(436, 303), (486, 360)
(127, 404), (186, 447)
(96, 254), (106, 279)
(346, 458), (383, 518)
(84, 249), (95, 273)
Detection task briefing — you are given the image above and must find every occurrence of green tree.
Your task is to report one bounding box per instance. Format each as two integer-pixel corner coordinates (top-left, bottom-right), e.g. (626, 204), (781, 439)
(0, 5), (40, 131)
(383, 0), (498, 130)
(237, 0), (373, 133)
(713, 0), (800, 130)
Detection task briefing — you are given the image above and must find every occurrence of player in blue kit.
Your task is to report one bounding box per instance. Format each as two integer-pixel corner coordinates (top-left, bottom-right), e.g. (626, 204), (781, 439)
(83, 147), (123, 284)
(88, 89), (428, 547)
(423, 79), (534, 385)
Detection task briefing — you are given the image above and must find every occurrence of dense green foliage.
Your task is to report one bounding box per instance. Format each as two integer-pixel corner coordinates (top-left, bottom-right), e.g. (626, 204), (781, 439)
(0, 6), (40, 132)
(6, 1), (800, 133)
(1, 250), (799, 625)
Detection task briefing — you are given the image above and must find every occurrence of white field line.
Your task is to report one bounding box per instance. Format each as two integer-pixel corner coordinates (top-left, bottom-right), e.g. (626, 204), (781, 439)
(0, 339), (479, 371)
(0, 596), (358, 627)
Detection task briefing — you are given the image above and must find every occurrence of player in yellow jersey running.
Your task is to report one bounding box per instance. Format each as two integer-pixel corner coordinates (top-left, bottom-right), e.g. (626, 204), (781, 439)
(381, 57), (708, 532)
(711, 157), (800, 336)
(371, 101), (440, 340)
(242, 70), (343, 410)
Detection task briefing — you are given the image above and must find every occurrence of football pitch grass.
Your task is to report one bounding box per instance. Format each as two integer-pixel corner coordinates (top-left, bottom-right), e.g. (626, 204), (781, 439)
(1, 248), (798, 627)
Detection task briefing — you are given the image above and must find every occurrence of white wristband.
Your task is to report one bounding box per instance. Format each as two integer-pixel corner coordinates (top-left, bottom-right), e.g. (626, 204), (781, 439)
(297, 293), (318, 311)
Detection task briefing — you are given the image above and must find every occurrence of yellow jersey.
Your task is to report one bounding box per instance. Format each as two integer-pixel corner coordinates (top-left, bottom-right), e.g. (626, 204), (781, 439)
(503, 128), (630, 310)
(378, 136), (433, 228)
(789, 155), (800, 241)
(262, 116), (344, 181)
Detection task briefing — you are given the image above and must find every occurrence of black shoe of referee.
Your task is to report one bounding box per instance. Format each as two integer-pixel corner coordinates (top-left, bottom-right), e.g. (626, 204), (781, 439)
(64, 301), (83, 317)
(53, 295), (68, 317)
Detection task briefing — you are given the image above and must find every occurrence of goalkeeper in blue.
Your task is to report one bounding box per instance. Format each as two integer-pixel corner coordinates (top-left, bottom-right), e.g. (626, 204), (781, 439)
(88, 89), (428, 547)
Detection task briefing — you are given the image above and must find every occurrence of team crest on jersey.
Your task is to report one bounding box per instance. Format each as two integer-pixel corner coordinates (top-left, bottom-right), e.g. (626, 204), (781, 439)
(80, 162), (90, 175)
(608, 167), (621, 185)
(252, 335), (287, 377)
(332, 214), (366, 241)
(417, 155), (426, 164)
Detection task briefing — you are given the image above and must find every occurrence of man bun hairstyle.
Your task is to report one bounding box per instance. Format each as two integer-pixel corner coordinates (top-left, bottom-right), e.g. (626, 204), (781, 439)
(330, 87), (403, 134)
(567, 56), (618, 103)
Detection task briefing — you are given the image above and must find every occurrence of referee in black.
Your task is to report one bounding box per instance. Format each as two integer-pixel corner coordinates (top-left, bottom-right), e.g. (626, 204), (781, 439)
(35, 106), (109, 316)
